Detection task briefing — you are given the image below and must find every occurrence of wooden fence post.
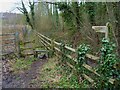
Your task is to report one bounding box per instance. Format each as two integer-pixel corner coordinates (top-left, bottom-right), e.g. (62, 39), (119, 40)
(15, 32), (20, 58)
(60, 42), (65, 62)
(49, 39), (55, 57)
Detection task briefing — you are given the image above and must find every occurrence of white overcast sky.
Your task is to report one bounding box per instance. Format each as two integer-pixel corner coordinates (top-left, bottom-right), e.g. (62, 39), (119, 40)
(0, 0), (61, 13)
(0, 0), (38, 13)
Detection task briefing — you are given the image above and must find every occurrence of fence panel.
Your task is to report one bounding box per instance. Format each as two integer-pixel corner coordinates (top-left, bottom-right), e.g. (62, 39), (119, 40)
(35, 31), (117, 87)
(0, 32), (20, 57)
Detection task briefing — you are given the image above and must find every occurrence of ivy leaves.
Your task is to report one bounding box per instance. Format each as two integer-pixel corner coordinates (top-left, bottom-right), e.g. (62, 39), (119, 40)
(96, 38), (119, 88)
(76, 39), (119, 88)
(99, 38), (116, 69)
(77, 44), (90, 63)
(77, 44), (90, 72)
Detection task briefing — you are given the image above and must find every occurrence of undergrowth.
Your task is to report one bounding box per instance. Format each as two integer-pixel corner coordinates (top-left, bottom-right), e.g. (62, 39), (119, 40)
(38, 56), (89, 88)
(11, 57), (37, 73)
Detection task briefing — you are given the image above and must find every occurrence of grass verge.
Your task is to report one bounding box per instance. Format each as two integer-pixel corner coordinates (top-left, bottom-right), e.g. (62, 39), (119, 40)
(10, 57), (37, 73)
(36, 56), (89, 88)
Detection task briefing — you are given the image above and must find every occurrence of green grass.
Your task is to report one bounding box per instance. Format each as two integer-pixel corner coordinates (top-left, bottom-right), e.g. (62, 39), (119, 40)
(35, 56), (88, 88)
(11, 57), (37, 73)
(39, 56), (61, 88)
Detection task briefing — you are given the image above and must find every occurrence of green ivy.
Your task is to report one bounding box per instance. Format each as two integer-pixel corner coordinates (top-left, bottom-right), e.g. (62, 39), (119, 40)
(76, 44), (90, 72)
(96, 38), (120, 88)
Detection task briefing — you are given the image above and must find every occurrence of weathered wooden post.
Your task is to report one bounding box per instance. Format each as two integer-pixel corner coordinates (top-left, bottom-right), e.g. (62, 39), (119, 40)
(34, 50), (38, 58)
(15, 32), (20, 58)
(22, 26), (27, 41)
(60, 42), (65, 62)
(50, 39), (55, 57)
(92, 22), (109, 39)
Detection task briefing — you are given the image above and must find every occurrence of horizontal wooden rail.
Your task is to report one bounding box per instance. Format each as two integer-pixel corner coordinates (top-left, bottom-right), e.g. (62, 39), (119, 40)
(38, 34), (77, 63)
(65, 46), (76, 52)
(23, 40), (35, 44)
(66, 62), (76, 70)
(38, 35), (51, 46)
(54, 41), (61, 46)
(86, 54), (99, 61)
(21, 47), (34, 51)
(1, 38), (15, 42)
(83, 64), (100, 76)
(2, 43), (15, 47)
(36, 31), (116, 85)
(40, 40), (51, 50)
(54, 47), (77, 63)
(36, 31), (99, 61)
(0, 33), (15, 36)
(37, 32), (51, 42)
(35, 50), (48, 52)
(23, 53), (34, 56)
(82, 74), (94, 83)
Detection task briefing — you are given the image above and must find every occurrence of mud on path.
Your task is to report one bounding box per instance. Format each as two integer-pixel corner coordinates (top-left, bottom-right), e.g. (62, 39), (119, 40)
(2, 58), (48, 88)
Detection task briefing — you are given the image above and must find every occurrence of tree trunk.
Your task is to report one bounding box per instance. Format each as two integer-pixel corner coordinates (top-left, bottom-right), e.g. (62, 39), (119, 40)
(113, 2), (120, 57)
(72, 2), (81, 31)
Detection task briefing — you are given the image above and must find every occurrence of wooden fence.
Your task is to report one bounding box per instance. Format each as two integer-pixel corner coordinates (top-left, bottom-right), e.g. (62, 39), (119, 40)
(20, 39), (35, 56)
(0, 32), (20, 58)
(35, 31), (117, 87)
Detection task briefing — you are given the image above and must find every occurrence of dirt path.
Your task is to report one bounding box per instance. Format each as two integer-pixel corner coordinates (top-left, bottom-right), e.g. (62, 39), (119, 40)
(2, 58), (48, 88)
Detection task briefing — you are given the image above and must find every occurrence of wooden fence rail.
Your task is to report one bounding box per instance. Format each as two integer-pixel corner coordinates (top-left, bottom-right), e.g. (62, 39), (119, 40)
(35, 31), (117, 86)
(0, 33), (15, 36)
(0, 32), (20, 57)
(36, 31), (99, 60)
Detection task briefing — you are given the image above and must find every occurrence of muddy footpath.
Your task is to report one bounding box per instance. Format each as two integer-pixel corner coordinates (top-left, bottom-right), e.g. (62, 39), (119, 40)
(2, 58), (48, 88)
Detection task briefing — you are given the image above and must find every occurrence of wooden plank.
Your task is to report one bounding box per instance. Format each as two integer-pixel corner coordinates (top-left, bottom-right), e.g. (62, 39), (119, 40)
(82, 63), (115, 84)
(82, 74), (94, 83)
(2, 43), (15, 47)
(21, 48), (34, 51)
(65, 46), (76, 52)
(23, 40), (35, 44)
(82, 63), (100, 76)
(0, 51), (14, 56)
(40, 40), (51, 50)
(37, 32), (51, 42)
(92, 26), (108, 39)
(1, 38), (15, 42)
(0, 33), (15, 36)
(35, 50), (48, 52)
(38, 35), (51, 46)
(54, 47), (77, 63)
(40, 40), (77, 63)
(40, 33), (76, 53)
(38, 40), (48, 48)
(66, 62), (76, 70)
(109, 78), (115, 84)
(54, 41), (61, 46)
(86, 54), (99, 61)
(24, 53), (34, 56)
(65, 54), (77, 63)
(38, 33), (61, 47)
